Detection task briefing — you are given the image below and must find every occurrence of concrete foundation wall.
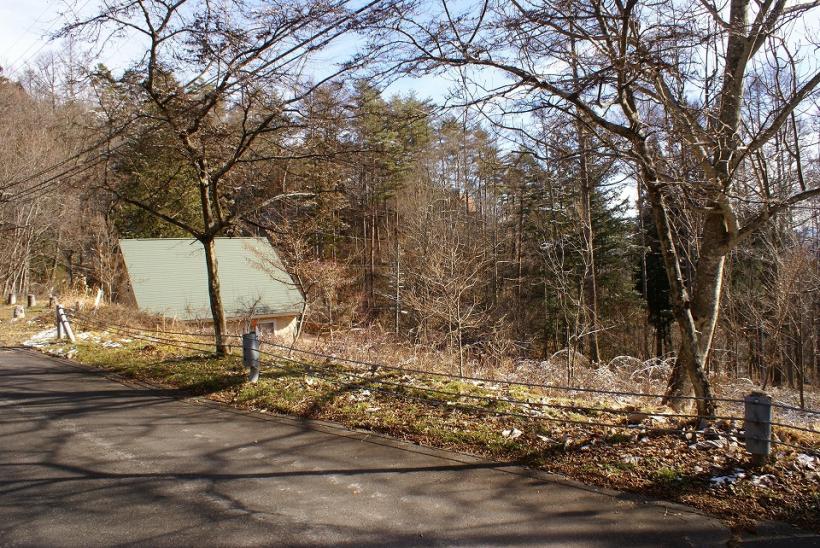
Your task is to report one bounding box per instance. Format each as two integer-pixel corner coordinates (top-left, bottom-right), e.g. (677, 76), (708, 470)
(258, 315), (297, 341)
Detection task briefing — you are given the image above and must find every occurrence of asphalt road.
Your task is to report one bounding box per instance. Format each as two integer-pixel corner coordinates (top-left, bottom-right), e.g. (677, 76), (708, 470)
(0, 348), (746, 546)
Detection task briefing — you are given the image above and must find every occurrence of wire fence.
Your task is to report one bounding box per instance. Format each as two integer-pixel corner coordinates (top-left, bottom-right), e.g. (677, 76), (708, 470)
(64, 310), (820, 455)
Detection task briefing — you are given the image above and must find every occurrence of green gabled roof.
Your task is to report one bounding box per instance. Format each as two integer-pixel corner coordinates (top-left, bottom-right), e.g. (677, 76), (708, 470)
(119, 237), (304, 321)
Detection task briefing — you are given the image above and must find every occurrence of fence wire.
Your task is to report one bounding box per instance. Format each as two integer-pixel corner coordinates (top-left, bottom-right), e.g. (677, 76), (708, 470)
(66, 311), (751, 403)
(65, 311), (820, 454)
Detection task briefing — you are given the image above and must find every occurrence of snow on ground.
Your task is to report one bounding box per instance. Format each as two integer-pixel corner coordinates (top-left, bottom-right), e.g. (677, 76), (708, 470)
(22, 328), (57, 347)
(23, 328), (127, 351)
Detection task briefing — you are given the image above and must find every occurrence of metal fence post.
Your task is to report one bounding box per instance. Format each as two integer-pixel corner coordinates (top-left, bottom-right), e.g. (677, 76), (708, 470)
(243, 331), (260, 383)
(744, 390), (772, 466)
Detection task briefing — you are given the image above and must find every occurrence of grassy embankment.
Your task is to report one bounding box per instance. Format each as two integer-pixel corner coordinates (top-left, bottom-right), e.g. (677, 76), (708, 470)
(1, 303), (818, 534)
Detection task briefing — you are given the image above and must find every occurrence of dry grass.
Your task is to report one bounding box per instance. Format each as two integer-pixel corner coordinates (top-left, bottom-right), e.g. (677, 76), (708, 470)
(23, 299), (819, 432)
(0, 303), (52, 345)
(4, 302), (818, 534)
(264, 328), (820, 433)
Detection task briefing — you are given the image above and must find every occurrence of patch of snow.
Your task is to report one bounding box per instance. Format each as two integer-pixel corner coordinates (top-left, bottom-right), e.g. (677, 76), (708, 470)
(797, 454), (818, 470)
(102, 341), (122, 348)
(502, 428), (523, 439)
(76, 331), (103, 343)
(349, 389), (372, 402)
(22, 328), (57, 347)
(710, 468), (746, 486)
(751, 474), (776, 487)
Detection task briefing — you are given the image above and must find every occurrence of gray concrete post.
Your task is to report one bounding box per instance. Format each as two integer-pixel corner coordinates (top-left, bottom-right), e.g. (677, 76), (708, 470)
(56, 305), (76, 343)
(55, 305), (63, 339)
(243, 331), (260, 383)
(744, 390), (772, 466)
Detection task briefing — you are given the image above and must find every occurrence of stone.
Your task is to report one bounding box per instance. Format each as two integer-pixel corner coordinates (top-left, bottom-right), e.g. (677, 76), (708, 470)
(627, 412), (648, 424)
(11, 305), (24, 320)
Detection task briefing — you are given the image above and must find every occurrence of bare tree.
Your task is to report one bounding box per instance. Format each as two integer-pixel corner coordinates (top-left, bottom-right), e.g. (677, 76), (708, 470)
(377, 0), (820, 417)
(65, 0), (387, 354)
(402, 192), (493, 376)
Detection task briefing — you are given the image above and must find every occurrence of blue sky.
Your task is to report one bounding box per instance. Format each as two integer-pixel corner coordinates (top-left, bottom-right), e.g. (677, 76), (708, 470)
(0, 0), (635, 203)
(0, 0), (80, 78)
(0, 0), (452, 102)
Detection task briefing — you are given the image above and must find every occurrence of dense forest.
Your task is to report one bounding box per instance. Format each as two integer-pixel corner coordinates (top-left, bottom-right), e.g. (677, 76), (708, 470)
(1, 0), (818, 417)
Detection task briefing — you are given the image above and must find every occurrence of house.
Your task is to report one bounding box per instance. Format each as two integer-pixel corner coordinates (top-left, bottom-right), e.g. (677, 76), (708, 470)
(118, 237), (303, 339)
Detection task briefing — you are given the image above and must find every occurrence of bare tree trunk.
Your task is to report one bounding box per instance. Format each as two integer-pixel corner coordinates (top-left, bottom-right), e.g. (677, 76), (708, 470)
(643, 178), (717, 419)
(578, 121), (600, 363)
(370, 211), (376, 310)
(201, 237), (228, 356)
(295, 301), (308, 346)
(395, 208), (401, 335)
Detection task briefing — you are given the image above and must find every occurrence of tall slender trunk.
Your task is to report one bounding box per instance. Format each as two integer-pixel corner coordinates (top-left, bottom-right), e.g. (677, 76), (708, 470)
(395, 208), (400, 335)
(201, 236), (228, 356)
(570, 30), (600, 363)
(370, 211), (376, 310)
(197, 165), (228, 356)
(577, 118), (600, 363)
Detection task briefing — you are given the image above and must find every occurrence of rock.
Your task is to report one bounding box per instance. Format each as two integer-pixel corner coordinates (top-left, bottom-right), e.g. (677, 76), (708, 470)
(11, 305), (24, 321)
(703, 427), (721, 440)
(627, 412), (648, 424)
(696, 439), (724, 450)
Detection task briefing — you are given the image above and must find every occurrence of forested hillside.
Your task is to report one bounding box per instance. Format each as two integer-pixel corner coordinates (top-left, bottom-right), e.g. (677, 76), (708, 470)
(1, 0), (819, 414)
